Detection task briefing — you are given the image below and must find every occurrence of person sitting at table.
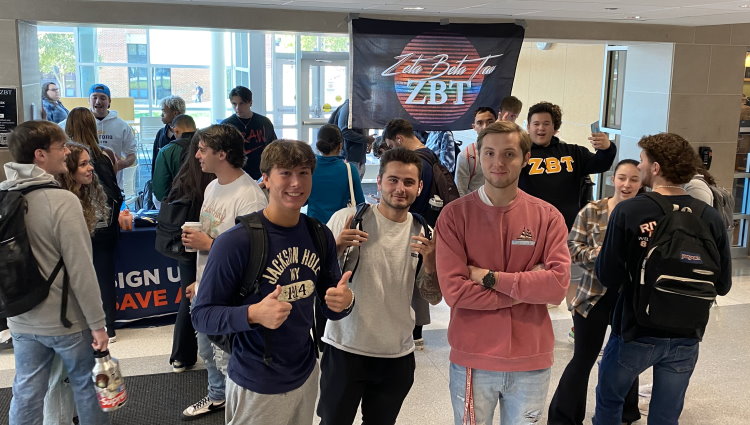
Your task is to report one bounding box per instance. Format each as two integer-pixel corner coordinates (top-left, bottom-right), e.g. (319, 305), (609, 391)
(65, 107), (124, 343)
(162, 133), (216, 374)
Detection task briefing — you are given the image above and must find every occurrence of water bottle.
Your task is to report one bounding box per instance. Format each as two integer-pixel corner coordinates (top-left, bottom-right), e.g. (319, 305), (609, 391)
(92, 349), (127, 411)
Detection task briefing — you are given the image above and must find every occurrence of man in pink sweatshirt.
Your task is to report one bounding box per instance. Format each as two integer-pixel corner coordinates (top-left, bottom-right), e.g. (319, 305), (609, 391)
(436, 121), (571, 425)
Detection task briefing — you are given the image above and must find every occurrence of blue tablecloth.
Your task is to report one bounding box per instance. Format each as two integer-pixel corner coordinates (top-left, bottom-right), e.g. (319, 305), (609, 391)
(114, 227), (181, 327)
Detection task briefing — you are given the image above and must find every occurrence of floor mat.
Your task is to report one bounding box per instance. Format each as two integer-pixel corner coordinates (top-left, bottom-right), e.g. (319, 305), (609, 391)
(0, 369), (225, 424)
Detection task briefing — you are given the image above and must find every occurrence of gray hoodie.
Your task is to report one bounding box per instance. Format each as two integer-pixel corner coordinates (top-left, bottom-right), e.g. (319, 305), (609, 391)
(0, 163), (106, 336)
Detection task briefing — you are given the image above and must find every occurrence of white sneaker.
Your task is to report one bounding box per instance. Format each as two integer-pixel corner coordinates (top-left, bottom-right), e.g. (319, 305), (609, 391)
(414, 338), (425, 351)
(182, 395), (225, 419)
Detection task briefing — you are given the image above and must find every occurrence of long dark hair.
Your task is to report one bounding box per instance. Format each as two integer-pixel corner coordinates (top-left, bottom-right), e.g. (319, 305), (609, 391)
(165, 132), (216, 205)
(41, 82), (57, 102)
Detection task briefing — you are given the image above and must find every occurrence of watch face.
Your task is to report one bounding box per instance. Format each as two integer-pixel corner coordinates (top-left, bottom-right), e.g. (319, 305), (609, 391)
(483, 270), (495, 288)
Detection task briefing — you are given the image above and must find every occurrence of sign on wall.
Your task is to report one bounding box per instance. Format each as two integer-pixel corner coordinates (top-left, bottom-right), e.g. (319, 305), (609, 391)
(351, 18), (524, 131)
(0, 87), (18, 146)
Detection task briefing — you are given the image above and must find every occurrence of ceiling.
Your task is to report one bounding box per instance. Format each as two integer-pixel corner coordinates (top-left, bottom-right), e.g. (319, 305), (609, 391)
(112, 0), (750, 26)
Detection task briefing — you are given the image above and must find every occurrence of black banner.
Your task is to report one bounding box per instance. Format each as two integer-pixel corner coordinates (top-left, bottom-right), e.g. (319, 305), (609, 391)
(351, 18), (524, 131)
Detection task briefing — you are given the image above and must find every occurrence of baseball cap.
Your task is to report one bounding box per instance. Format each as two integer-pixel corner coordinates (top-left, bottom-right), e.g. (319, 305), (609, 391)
(88, 83), (111, 99)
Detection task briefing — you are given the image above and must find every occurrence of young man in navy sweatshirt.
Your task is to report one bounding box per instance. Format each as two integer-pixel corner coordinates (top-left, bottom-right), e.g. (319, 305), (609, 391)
(594, 133), (731, 424)
(191, 140), (354, 425)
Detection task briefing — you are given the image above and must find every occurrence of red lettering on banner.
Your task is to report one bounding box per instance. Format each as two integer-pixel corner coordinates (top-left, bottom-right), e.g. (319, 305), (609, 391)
(153, 290), (167, 307)
(119, 294), (139, 310)
(135, 292), (152, 308)
(119, 290), (180, 311)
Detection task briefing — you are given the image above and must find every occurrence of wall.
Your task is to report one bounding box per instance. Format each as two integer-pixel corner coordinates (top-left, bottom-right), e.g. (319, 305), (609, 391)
(667, 42), (747, 189)
(512, 42), (605, 148)
(453, 42), (605, 147)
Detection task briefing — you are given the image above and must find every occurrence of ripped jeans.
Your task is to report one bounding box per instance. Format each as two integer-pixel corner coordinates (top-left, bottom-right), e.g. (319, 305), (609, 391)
(449, 363), (550, 425)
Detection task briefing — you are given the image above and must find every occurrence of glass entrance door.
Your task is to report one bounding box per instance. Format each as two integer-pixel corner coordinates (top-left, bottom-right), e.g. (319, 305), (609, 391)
(300, 55), (348, 147)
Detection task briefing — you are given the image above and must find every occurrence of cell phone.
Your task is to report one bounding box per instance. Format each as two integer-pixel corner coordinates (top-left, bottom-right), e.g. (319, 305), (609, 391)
(590, 120), (600, 134)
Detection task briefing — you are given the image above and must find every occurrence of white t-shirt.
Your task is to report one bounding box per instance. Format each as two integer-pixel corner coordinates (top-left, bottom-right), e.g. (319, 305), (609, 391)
(324, 205), (425, 357)
(195, 173), (267, 289)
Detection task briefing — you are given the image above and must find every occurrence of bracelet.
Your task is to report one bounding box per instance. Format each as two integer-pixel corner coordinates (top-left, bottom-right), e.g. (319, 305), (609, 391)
(344, 287), (355, 310)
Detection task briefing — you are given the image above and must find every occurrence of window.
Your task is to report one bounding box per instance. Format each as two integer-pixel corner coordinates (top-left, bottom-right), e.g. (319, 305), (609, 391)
(603, 47), (626, 130)
(127, 43), (148, 64)
(128, 67), (148, 99)
(153, 68), (171, 99)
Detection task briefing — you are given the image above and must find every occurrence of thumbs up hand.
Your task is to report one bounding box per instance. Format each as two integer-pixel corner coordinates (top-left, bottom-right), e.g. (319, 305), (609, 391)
(247, 285), (293, 329)
(325, 271), (354, 313)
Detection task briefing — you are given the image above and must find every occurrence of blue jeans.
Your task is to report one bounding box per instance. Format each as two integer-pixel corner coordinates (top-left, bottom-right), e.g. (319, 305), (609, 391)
(10, 330), (110, 425)
(196, 331), (226, 401)
(594, 334), (699, 425)
(43, 355), (76, 425)
(449, 362), (550, 425)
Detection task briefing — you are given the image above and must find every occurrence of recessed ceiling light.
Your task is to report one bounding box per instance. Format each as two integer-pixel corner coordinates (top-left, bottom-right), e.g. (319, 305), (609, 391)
(741, 4), (750, 7)
(403, 6), (425, 10)
(626, 15), (642, 19)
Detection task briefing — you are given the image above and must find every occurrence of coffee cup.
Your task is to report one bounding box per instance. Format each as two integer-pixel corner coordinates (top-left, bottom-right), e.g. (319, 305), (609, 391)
(181, 222), (202, 252)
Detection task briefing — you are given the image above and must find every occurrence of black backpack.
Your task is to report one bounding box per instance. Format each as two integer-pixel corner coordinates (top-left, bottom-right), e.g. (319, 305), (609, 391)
(92, 153), (124, 241)
(155, 198), (197, 261)
(344, 203), (431, 282)
(0, 185), (72, 327)
(635, 192), (720, 333)
(208, 212), (330, 363)
(415, 149), (460, 226)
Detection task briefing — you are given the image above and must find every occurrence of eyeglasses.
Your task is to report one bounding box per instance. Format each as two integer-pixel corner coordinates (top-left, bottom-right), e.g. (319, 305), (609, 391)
(48, 88), (60, 92)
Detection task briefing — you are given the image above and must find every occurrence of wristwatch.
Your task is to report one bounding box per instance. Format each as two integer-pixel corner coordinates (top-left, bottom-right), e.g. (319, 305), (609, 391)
(482, 270), (496, 289)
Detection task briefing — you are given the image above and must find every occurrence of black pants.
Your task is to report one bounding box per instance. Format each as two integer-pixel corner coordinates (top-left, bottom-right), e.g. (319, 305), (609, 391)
(92, 237), (117, 336)
(170, 260), (198, 366)
(548, 292), (640, 425)
(317, 344), (415, 425)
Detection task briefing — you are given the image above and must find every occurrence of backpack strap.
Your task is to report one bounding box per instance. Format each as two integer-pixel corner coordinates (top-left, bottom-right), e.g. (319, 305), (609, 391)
(410, 212), (431, 280)
(344, 203), (371, 282)
(236, 212), (268, 297)
(644, 192), (676, 216)
(303, 215), (330, 357)
(467, 143), (477, 181)
(235, 211), (272, 363)
(17, 185), (72, 327)
(56, 260), (72, 328)
(645, 191), (708, 219)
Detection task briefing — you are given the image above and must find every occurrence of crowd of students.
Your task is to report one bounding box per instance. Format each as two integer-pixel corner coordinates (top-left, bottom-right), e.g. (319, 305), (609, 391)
(1, 86), (732, 425)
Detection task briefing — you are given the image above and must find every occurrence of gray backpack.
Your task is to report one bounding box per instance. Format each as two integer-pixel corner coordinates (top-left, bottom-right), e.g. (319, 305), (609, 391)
(694, 175), (734, 232)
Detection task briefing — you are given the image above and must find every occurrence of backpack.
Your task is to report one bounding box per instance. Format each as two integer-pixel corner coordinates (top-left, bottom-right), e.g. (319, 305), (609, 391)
(344, 203), (431, 282)
(414, 149), (460, 226)
(466, 142), (479, 182)
(635, 192), (720, 333)
(693, 175), (735, 232)
(155, 198), (197, 261)
(0, 185), (72, 327)
(208, 212), (330, 362)
(92, 153), (124, 241)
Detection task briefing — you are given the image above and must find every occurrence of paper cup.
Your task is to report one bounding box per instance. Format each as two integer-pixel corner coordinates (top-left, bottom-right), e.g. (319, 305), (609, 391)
(181, 222), (202, 252)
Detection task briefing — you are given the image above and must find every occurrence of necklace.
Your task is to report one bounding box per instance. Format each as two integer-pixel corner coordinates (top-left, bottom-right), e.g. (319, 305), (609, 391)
(654, 184), (684, 190)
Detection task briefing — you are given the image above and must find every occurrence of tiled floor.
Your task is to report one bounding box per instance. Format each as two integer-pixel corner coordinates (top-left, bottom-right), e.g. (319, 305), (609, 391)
(2, 259), (750, 424)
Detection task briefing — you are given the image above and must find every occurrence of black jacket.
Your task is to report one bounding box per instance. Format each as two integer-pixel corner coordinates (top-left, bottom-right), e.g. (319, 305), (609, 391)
(519, 137), (616, 230)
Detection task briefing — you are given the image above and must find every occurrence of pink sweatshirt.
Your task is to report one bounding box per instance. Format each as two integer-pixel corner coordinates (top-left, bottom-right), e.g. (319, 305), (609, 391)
(436, 190), (570, 372)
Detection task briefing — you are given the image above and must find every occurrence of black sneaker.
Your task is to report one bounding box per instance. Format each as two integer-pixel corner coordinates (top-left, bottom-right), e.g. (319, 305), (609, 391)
(0, 339), (12, 351)
(181, 395), (225, 420)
